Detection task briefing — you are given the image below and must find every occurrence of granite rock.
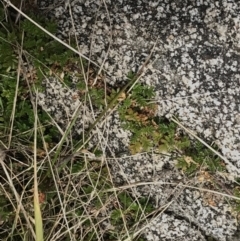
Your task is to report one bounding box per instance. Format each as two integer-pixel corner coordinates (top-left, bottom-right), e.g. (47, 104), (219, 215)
(37, 1), (240, 240)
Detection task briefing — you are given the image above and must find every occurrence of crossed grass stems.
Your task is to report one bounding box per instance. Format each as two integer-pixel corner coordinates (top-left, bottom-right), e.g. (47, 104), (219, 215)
(1, 1), (240, 241)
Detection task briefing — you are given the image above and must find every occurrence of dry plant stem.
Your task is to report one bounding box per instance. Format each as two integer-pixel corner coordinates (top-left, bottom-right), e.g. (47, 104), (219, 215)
(122, 179), (185, 240)
(91, 0), (112, 87)
(44, 103), (82, 176)
(7, 33), (24, 148)
(123, 200), (174, 241)
(0, 31), (35, 238)
(74, 41), (158, 153)
(28, 88), (72, 238)
(13, 0), (23, 23)
(106, 181), (240, 201)
(92, 38), (158, 122)
(0, 151), (36, 238)
(72, 74), (139, 154)
(171, 117), (240, 176)
(2, 0), (102, 69)
(68, 6), (99, 145)
(68, 0), (115, 157)
(127, 37), (159, 94)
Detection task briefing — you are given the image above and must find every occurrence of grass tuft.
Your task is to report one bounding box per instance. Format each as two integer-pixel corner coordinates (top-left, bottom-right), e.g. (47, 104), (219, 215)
(0, 1), (239, 241)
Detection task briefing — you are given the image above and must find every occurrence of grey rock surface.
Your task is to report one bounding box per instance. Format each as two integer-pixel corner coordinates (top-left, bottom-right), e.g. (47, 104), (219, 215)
(37, 0), (240, 240)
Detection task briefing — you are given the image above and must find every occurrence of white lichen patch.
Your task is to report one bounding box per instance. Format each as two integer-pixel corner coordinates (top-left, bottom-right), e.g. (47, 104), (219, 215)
(38, 0), (240, 240)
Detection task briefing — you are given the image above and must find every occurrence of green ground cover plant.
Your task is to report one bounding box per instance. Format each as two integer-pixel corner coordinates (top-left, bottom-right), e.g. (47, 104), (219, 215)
(0, 4), (155, 240)
(0, 2), (239, 241)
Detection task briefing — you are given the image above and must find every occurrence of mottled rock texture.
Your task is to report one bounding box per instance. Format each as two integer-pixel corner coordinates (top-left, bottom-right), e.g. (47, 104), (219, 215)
(37, 1), (240, 240)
